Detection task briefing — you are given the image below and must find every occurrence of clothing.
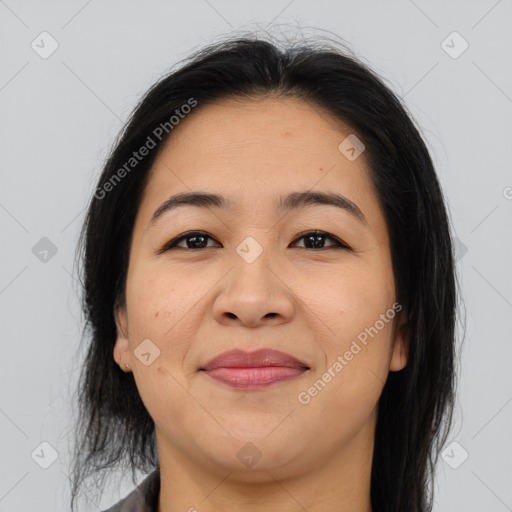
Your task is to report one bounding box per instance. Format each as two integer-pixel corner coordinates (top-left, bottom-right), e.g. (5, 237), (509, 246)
(102, 468), (160, 512)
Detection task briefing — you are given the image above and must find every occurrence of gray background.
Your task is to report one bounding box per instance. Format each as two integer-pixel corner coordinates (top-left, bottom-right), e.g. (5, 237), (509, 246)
(1, 1), (511, 510)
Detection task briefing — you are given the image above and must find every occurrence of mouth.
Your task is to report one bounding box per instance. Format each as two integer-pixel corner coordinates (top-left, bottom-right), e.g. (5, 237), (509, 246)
(199, 348), (310, 390)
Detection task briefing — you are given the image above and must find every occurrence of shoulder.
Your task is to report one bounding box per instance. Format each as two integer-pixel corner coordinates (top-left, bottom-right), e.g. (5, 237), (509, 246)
(102, 468), (160, 512)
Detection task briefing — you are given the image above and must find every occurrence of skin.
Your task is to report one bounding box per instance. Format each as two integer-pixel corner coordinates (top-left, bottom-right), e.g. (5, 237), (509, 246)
(113, 96), (409, 512)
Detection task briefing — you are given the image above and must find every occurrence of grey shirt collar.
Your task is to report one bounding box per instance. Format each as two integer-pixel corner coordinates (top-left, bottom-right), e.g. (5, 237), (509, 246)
(102, 468), (160, 512)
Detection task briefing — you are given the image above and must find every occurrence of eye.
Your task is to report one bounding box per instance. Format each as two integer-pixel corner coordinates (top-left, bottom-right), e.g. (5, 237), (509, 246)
(158, 229), (351, 254)
(290, 230), (351, 250)
(157, 231), (220, 253)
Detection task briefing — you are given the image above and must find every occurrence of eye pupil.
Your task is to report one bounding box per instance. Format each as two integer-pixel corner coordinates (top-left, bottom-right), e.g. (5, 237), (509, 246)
(187, 235), (207, 249)
(305, 233), (325, 249)
(160, 229), (348, 254)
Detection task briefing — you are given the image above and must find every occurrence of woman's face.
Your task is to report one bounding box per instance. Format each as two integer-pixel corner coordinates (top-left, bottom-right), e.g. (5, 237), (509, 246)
(114, 97), (408, 481)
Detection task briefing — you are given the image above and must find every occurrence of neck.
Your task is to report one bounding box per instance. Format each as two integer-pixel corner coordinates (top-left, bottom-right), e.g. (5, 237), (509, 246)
(156, 416), (375, 512)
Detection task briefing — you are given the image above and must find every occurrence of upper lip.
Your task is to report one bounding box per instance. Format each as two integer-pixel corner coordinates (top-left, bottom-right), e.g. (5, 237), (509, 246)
(201, 349), (310, 371)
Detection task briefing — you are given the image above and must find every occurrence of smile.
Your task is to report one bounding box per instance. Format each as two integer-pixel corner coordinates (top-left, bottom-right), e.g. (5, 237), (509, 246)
(202, 366), (309, 389)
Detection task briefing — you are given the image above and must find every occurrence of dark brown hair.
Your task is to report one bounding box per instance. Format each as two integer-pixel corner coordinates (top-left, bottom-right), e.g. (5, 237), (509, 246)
(71, 34), (460, 512)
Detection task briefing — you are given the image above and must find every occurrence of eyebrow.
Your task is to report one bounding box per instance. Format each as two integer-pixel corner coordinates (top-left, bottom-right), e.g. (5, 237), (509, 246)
(149, 190), (368, 227)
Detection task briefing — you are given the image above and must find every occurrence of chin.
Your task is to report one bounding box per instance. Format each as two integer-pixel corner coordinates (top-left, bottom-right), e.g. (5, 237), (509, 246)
(198, 435), (306, 480)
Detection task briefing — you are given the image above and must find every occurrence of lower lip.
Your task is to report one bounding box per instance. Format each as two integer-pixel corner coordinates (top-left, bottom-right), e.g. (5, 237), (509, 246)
(203, 366), (307, 389)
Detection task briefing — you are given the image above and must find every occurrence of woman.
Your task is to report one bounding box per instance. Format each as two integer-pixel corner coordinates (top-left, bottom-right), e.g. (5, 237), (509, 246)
(70, 34), (459, 512)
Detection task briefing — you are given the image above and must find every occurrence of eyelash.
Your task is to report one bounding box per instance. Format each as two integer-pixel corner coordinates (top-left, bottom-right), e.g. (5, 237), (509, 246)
(157, 230), (351, 254)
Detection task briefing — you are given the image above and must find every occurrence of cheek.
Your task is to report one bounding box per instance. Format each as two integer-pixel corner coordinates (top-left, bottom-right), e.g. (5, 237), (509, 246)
(333, 302), (396, 381)
(132, 365), (191, 441)
(322, 268), (394, 344)
(295, 331), (388, 451)
(125, 268), (198, 354)
(131, 260), (179, 307)
(311, 268), (396, 400)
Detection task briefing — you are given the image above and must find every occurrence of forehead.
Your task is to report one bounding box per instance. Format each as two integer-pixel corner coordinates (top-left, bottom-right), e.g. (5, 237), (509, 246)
(158, 96), (356, 167)
(137, 97), (386, 236)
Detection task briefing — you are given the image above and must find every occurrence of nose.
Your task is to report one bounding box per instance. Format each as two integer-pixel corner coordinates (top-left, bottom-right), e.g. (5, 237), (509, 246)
(212, 249), (295, 328)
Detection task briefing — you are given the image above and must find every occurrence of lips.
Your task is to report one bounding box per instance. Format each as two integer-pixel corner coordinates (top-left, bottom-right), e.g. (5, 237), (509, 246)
(201, 348), (310, 371)
(200, 349), (310, 389)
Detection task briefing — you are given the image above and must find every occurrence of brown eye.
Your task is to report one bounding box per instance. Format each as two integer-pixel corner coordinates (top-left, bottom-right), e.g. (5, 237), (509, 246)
(157, 229), (351, 255)
(291, 231), (351, 250)
(157, 231), (221, 254)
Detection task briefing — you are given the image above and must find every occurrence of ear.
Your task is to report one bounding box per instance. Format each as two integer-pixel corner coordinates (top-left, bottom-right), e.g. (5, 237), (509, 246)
(113, 301), (131, 364)
(389, 314), (409, 372)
